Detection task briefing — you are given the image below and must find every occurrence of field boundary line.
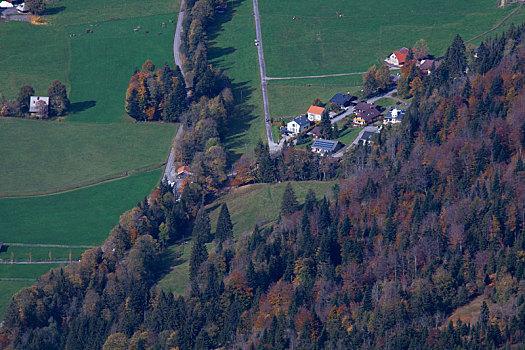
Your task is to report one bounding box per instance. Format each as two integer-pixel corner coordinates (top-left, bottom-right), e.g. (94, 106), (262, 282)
(266, 72), (366, 80)
(3, 243), (95, 249)
(0, 260), (78, 265)
(0, 278), (37, 281)
(466, 2), (524, 44)
(0, 162), (166, 199)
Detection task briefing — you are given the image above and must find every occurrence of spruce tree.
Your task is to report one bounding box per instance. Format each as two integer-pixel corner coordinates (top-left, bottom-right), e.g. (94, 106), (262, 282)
(193, 207), (211, 242)
(189, 231), (208, 279)
(255, 140), (273, 182)
(215, 203), (233, 248)
(319, 112), (332, 139)
(303, 188), (317, 214)
(281, 183), (298, 216)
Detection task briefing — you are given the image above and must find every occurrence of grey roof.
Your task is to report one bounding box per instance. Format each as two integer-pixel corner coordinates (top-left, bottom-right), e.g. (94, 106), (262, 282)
(293, 115), (310, 127)
(362, 131), (377, 141)
(312, 138), (339, 152)
(330, 93), (356, 105)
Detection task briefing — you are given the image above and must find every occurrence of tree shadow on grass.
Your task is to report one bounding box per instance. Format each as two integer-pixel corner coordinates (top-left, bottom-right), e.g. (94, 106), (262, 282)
(69, 100), (96, 114)
(44, 6), (66, 15)
(156, 243), (187, 278)
(224, 80), (258, 164)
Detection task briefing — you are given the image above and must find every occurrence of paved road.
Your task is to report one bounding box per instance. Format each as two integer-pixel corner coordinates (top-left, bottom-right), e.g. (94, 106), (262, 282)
(173, 0), (186, 77)
(163, 0), (188, 184)
(163, 124), (184, 184)
(332, 126), (379, 158)
(252, 0), (281, 154)
(266, 72), (366, 80)
(367, 89), (406, 104)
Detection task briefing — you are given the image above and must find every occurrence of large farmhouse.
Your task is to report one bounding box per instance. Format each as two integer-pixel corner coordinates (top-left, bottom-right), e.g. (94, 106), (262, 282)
(385, 47), (410, 67)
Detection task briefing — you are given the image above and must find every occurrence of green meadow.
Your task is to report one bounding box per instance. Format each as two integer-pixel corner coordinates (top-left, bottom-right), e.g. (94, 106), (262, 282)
(259, 0), (525, 77)
(0, 118), (176, 195)
(0, 169), (163, 246)
(208, 0), (267, 157)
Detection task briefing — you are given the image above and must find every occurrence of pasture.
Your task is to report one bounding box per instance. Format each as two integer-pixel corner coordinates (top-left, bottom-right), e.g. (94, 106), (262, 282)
(259, 0), (525, 77)
(0, 169), (164, 246)
(0, 118), (176, 195)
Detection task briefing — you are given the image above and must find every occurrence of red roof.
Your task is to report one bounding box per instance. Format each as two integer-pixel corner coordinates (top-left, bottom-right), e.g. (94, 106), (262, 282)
(394, 47), (409, 65)
(307, 105), (325, 115)
(177, 166), (191, 175)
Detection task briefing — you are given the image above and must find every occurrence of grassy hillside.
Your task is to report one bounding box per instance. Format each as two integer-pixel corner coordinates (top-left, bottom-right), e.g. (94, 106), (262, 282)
(0, 169), (163, 246)
(157, 181), (337, 295)
(208, 0), (266, 158)
(208, 181), (337, 237)
(259, 0), (525, 77)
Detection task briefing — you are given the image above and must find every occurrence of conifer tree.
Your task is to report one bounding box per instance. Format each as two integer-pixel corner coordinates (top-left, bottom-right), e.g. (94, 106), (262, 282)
(303, 188), (317, 214)
(281, 183), (298, 216)
(193, 207), (211, 242)
(215, 203), (233, 249)
(189, 230), (208, 279)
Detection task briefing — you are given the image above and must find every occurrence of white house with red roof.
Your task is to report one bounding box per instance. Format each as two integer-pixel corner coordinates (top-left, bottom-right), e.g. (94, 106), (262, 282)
(385, 47), (410, 67)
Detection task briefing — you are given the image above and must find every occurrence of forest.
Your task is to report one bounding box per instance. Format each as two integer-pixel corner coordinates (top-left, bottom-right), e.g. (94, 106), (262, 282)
(2, 9), (525, 350)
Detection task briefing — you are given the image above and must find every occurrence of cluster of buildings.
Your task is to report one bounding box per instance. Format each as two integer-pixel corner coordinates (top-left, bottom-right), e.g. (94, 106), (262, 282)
(385, 47), (441, 74)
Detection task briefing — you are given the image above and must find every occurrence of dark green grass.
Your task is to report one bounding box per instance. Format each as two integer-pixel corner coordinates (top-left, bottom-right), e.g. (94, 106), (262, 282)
(208, 0), (266, 157)
(0, 264), (65, 279)
(374, 97), (401, 108)
(68, 15), (177, 123)
(0, 169), (163, 246)
(0, 118), (176, 195)
(336, 126), (362, 146)
(1, 247), (86, 262)
(259, 0), (525, 77)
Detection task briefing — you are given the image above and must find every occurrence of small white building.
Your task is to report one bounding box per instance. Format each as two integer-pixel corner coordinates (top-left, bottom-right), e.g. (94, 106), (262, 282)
(384, 108), (406, 124)
(29, 96), (49, 116)
(307, 105), (326, 122)
(287, 115), (310, 134)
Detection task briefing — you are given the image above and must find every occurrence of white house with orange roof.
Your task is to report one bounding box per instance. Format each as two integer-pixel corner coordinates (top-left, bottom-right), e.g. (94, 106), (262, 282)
(307, 105), (327, 122)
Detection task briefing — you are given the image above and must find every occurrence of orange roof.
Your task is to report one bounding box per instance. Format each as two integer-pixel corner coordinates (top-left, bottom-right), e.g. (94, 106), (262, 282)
(394, 47), (410, 65)
(177, 165), (190, 175)
(307, 105), (325, 115)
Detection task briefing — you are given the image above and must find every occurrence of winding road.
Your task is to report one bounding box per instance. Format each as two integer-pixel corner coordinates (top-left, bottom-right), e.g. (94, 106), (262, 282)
(163, 0), (187, 184)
